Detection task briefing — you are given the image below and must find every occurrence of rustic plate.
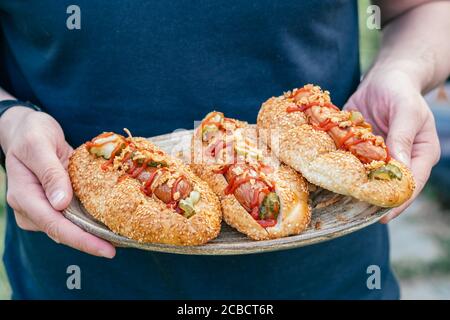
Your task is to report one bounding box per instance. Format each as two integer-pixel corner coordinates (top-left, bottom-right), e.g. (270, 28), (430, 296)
(63, 129), (391, 255)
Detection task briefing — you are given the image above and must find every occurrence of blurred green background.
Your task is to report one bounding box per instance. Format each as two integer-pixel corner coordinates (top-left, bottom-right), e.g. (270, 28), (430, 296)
(1, 1), (449, 300)
(0, 169), (11, 299)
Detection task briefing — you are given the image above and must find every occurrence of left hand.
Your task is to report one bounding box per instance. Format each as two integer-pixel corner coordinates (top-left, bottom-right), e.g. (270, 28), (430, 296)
(344, 68), (441, 222)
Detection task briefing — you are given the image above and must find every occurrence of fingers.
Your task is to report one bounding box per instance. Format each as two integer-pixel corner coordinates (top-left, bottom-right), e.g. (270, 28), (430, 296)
(385, 113), (420, 168)
(13, 210), (40, 231)
(6, 155), (116, 258)
(17, 135), (73, 211)
(380, 160), (427, 222)
(381, 117), (440, 223)
(380, 153), (433, 223)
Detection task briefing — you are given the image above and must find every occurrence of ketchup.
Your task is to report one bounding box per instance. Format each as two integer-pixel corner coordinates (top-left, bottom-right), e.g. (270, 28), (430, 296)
(337, 130), (355, 149)
(207, 139), (226, 157)
(250, 206), (259, 220)
(88, 133), (191, 215)
(100, 143), (125, 171)
(202, 112), (278, 228)
(224, 175), (252, 195)
(313, 118), (339, 132)
(171, 176), (184, 201)
(285, 87), (390, 163)
(86, 132), (115, 151)
(257, 219), (277, 228)
(141, 169), (161, 195)
(220, 164), (276, 227)
(131, 159), (150, 178)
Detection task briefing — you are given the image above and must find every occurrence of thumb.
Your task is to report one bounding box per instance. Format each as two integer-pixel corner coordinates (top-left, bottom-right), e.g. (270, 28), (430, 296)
(19, 140), (73, 211)
(385, 115), (417, 167)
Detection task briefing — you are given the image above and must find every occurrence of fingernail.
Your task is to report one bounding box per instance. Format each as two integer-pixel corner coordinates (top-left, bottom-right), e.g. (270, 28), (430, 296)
(98, 249), (115, 259)
(50, 190), (66, 207)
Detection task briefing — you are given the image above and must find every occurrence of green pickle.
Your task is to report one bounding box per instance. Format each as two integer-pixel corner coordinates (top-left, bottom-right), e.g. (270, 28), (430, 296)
(259, 192), (280, 220)
(369, 163), (402, 180)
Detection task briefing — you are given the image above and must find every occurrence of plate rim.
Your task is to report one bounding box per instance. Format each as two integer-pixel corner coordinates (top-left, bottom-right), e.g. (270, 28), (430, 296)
(63, 203), (390, 255)
(63, 129), (392, 255)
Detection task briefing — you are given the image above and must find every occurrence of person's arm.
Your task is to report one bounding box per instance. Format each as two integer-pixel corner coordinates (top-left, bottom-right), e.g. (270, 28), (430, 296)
(373, 0), (450, 92)
(345, 0), (450, 222)
(0, 87), (115, 258)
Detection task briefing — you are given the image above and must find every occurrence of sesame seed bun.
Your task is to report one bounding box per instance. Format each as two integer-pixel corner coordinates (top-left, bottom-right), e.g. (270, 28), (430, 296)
(191, 115), (311, 240)
(69, 137), (222, 246)
(257, 94), (415, 207)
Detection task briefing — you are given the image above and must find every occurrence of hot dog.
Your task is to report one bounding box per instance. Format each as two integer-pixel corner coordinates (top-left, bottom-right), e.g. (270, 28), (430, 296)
(191, 112), (310, 240)
(69, 131), (222, 245)
(257, 84), (415, 207)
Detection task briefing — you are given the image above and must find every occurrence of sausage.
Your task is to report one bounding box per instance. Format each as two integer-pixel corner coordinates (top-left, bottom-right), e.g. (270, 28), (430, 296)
(224, 164), (269, 213)
(127, 161), (193, 203)
(307, 105), (387, 162)
(153, 175), (193, 203)
(222, 163), (280, 223)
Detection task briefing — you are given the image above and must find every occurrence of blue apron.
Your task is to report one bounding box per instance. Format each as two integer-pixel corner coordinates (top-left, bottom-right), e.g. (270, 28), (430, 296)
(0, 0), (399, 299)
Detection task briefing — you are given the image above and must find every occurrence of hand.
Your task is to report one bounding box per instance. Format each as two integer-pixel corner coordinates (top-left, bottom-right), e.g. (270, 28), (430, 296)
(344, 69), (441, 222)
(0, 107), (116, 258)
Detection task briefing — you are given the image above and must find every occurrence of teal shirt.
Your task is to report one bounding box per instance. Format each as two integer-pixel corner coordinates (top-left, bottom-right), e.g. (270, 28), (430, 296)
(0, 0), (399, 299)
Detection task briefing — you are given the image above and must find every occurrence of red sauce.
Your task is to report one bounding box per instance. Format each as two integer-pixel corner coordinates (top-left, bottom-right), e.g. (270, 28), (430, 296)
(120, 152), (132, 165)
(88, 134), (191, 215)
(171, 176), (184, 201)
(337, 130), (355, 149)
(85, 132), (116, 151)
(250, 188), (261, 209)
(166, 201), (181, 213)
(290, 87), (310, 99)
(96, 132), (115, 139)
(141, 169), (161, 195)
(287, 101), (339, 113)
(258, 162), (273, 174)
(127, 160), (139, 175)
(224, 175), (253, 195)
(221, 167), (276, 227)
(207, 139), (226, 157)
(313, 120), (387, 162)
(250, 206), (259, 220)
(257, 219), (277, 228)
(100, 143), (125, 171)
(385, 146), (391, 162)
(313, 118), (339, 132)
(323, 102), (340, 111)
(202, 113), (277, 227)
(285, 89), (390, 163)
(201, 112), (227, 132)
(131, 159), (150, 178)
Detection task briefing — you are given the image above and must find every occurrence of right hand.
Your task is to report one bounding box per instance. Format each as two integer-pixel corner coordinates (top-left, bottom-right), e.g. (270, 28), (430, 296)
(0, 106), (116, 258)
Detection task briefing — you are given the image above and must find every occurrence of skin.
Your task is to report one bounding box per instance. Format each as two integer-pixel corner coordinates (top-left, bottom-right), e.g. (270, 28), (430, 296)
(0, 0), (449, 256)
(0, 100), (115, 258)
(345, 0), (450, 222)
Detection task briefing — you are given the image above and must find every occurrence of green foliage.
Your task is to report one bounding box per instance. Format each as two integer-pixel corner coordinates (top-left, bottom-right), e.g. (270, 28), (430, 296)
(358, 0), (381, 73)
(0, 168), (12, 299)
